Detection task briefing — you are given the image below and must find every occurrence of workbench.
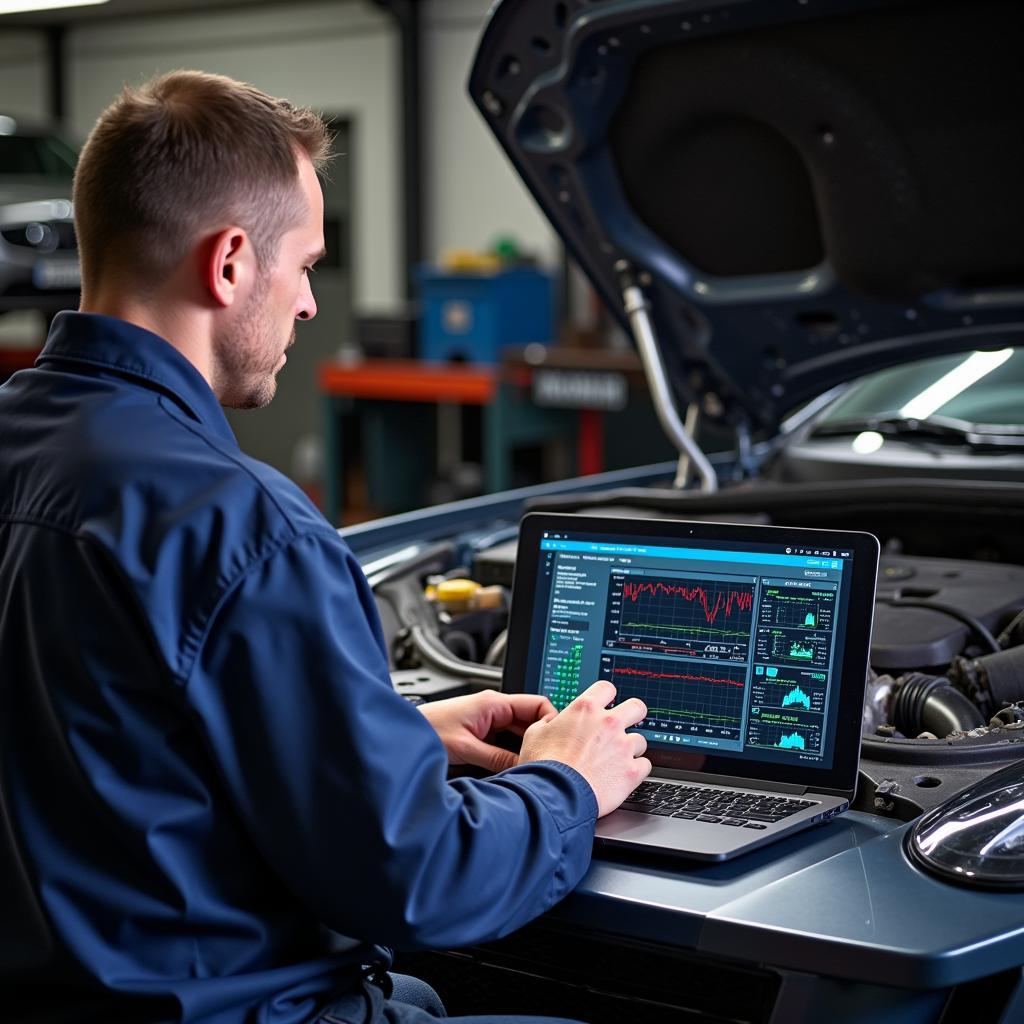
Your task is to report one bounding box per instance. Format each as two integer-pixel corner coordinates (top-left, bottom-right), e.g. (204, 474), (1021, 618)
(0, 347), (40, 381)
(318, 351), (673, 524)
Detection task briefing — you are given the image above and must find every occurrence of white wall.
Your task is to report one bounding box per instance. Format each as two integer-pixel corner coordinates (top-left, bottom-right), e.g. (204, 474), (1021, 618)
(0, 31), (49, 121)
(421, 0), (561, 268)
(61, 0), (401, 313)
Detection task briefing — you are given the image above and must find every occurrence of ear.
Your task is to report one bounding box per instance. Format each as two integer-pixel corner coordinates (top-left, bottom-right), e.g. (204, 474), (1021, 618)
(205, 227), (252, 308)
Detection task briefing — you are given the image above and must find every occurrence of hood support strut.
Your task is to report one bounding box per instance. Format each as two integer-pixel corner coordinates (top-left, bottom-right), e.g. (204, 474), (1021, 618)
(618, 262), (718, 492)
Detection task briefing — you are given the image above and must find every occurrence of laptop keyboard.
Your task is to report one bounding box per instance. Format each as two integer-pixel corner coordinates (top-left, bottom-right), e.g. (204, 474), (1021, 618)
(621, 781), (817, 830)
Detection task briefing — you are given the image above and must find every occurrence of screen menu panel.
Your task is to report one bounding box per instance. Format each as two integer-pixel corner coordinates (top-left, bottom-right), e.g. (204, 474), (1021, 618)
(531, 532), (854, 770)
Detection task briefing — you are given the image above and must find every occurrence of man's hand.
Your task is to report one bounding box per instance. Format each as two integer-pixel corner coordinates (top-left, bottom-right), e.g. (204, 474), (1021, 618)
(518, 680), (652, 817)
(419, 691), (557, 773)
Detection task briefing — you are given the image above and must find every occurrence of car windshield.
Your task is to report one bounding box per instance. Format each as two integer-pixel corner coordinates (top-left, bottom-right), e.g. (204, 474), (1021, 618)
(818, 347), (1024, 429)
(0, 131), (78, 180)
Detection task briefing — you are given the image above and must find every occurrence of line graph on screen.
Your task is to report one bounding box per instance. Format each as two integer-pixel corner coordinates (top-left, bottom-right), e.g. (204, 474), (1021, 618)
(607, 573), (755, 659)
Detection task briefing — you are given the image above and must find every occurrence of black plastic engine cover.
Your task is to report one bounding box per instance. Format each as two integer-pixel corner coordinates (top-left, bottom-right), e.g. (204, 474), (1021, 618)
(872, 556), (1024, 671)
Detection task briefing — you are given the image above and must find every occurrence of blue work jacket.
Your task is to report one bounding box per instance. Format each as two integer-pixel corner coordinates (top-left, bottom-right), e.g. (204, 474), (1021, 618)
(0, 312), (598, 1023)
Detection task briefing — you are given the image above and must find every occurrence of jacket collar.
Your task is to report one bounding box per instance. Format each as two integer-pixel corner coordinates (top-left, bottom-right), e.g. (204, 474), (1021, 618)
(37, 311), (237, 446)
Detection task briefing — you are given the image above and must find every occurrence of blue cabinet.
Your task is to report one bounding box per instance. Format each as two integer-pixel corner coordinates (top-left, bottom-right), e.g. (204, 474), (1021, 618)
(419, 267), (555, 364)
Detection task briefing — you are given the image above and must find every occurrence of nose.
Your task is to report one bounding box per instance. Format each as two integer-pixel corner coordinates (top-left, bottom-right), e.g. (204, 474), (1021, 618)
(296, 275), (317, 321)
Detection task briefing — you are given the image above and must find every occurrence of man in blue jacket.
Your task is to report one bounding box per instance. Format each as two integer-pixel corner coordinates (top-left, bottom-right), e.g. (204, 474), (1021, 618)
(0, 72), (651, 1024)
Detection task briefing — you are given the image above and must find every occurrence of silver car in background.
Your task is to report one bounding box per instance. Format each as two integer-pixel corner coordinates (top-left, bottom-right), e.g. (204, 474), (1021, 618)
(0, 115), (79, 318)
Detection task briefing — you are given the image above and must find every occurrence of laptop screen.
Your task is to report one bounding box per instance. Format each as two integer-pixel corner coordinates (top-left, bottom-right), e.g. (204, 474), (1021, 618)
(505, 514), (879, 792)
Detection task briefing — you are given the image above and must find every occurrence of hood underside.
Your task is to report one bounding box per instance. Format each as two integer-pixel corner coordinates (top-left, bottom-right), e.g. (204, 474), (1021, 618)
(469, 0), (1024, 430)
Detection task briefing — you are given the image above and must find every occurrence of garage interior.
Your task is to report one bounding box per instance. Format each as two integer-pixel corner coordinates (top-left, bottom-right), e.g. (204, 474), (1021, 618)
(3, 2), (1024, 1023)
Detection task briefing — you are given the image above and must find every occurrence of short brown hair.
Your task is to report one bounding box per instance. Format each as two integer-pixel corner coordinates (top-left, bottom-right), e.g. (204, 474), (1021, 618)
(73, 70), (331, 292)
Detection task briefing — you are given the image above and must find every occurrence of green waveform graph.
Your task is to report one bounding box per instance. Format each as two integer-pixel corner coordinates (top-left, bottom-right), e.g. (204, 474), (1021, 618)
(641, 706), (742, 725)
(621, 621), (751, 639)
(765, 631), (827, 665)
(764, 586), (834, 631)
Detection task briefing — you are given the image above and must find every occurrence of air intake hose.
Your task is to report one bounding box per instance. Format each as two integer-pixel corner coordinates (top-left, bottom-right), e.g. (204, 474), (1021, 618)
(892, 672), (985, 738)
(949, 645), (1024, 718)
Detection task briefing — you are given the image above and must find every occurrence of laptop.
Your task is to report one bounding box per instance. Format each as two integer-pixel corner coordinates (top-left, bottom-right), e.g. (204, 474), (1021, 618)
(503, 513), (879, 861)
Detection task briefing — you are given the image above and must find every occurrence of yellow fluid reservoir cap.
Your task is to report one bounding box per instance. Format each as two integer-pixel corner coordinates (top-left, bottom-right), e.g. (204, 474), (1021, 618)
(435, 578), (482, 610)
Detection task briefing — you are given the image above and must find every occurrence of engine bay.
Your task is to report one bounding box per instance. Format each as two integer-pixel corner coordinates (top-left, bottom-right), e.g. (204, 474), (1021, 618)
(369, 479), (1024, 825)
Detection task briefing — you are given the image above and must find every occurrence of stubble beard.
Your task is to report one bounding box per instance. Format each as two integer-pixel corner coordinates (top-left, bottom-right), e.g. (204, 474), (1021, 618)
(213, 273), (293, 410)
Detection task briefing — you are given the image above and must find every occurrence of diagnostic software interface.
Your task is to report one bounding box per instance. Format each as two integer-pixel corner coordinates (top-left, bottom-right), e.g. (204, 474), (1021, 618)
(526, 529), (856, 770)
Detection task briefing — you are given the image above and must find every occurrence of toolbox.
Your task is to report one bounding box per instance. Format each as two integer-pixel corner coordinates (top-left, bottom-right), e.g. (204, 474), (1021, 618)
(418, 266), (554, 364)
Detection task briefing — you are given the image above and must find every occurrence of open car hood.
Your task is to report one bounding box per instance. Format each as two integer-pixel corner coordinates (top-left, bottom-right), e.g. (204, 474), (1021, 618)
(468, 0), (1024, 431)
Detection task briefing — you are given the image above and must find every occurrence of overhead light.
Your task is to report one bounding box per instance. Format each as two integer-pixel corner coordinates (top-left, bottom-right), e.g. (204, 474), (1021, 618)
(899, 348), (1014, 421)
(0, 0), (110, 14)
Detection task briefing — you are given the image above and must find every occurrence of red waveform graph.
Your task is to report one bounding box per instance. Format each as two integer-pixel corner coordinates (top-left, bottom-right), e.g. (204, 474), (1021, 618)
(613, 665), (745, 688)
(622, 580), (753, 625)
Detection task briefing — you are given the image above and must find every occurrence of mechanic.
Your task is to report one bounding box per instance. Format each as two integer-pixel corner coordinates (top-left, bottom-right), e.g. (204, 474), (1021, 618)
(0, 72), (652, 1024)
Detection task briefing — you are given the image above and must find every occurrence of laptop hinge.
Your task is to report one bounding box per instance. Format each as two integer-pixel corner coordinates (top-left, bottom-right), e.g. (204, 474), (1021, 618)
(656, 768), (808, 795)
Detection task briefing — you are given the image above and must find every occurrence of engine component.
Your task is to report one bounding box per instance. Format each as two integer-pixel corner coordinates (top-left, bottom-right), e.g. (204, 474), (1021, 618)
(998, 609), (1024, 649)
(861, 671), (896, 735)
(876, 597), (999, 656)
(439, 607), (508, 665)
(870, 778), (924, 819)
(890, 672), (986, 739)
(949, 645), (1024, 718)
(440, 629), (477, 662)
(396, 623), (502, 686)
(871, 555), (1024, 671)
(990, 702), (1024, 728)
(431, 577), (482, 612)
(472, 539), (519, 588)
(484, 630), (508, 667)
(864, 667), (995, 742)
(873, 778), (901, 814)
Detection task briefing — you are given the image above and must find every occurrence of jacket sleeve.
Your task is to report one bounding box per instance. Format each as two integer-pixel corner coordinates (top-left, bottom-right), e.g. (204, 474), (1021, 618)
(182, 527), (598, 950)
